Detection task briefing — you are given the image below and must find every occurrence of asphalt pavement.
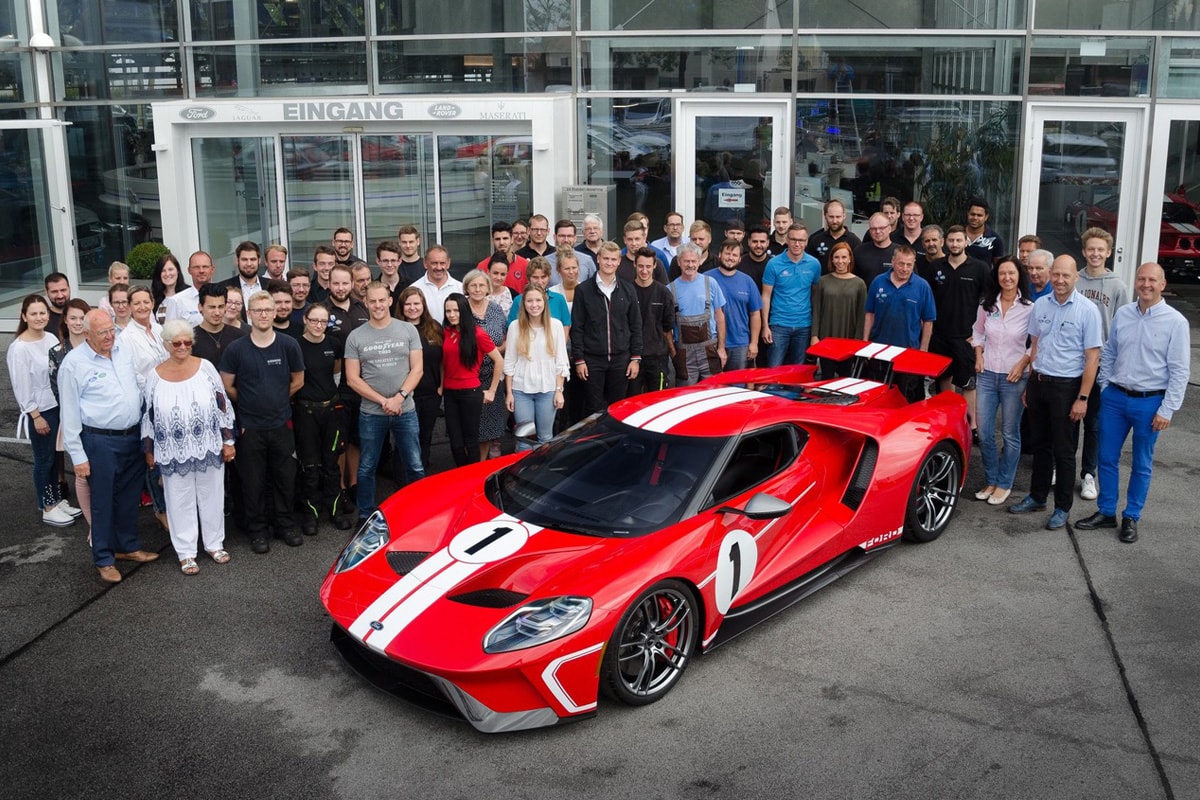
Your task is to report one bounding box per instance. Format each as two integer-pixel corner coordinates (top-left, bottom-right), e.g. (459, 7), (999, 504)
(2, 289), (1198, 800)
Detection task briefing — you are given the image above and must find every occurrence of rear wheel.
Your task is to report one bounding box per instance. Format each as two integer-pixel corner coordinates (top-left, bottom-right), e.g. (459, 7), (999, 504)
(601, 580), (699, 706)
(902, 443), (961, 543)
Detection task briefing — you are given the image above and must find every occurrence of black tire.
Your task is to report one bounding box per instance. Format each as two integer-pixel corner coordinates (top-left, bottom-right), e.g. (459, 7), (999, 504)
(902, 442), (961, 543)
(600, 580), (699, 706)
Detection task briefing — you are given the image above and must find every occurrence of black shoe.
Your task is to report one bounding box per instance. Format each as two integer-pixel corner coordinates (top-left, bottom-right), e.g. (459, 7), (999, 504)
(282, 530), (304, 547)
(331, 511), (352, 531)
(1119, 517), (1139, 543)
(301, 502), (318, 536)
(1075, 511), (1117, 530)
(972, 429), (980, 446)
(344, 487), (357, 513)
(251, 537), (270, 554)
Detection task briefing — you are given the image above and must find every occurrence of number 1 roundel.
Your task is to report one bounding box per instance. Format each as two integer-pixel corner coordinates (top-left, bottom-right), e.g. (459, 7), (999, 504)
(449, 520), (531, 564)
(715, 529), (758, 615)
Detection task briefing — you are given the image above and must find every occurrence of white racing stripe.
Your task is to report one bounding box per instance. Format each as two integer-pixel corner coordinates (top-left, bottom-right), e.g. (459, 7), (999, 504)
(821, 377), (884, 395)
(349, 514), (544, 653)
(641, 389), (769, 433)
(622, 386), (750, 430)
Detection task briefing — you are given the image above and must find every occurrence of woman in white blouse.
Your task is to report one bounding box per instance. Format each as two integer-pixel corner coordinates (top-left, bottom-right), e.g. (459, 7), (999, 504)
(117, 285), (169, 530)
(504, 286), (569, 448)
(6, 295), (81, 527)
(971, 256), (1034, 506)
(143, 320), (237, 575)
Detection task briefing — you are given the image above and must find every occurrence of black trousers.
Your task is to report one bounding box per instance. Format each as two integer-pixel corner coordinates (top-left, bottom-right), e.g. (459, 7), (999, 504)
(236, 424), (298, 538)
(443, 386), (483, 467)
(292, 399), (346, 511)
(1026, 375), (1082, 512)
(581, 354), (631, 416)
(628, 354), (669, 396)
(414, 391), (441, 470)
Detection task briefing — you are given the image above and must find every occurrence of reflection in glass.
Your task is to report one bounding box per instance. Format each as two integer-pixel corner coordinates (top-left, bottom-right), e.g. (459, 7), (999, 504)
(282, 135), (356, 265)
(362, 135), (436, 257)
(1039, 120), (1124, 261)
(1035, 0), (1182, 30)
(49, 0), (179, 45)
(192, 138), (281, 268)
(1029, 37), (1151, 97)
(695, 116), (772, 237)
(376, 37), (571, 93)
(58, 49), (185, 101)
(582, 0), (793, 31)
(0, 130), (57, 305)
(1162, 39), (1200, 99)
(193, 43), (368, 96)
(61, 104), (156, 282)
(0, 50), (30, 104)
(586, 36), (789, 92)
(583, 99), (673, 230)
(190, 0), (364, 40)
(377, 0), (571, 34)
(439, 135), (532, 275)
(789, 100), (1017, 239)
(1154, 120), (1200, 280)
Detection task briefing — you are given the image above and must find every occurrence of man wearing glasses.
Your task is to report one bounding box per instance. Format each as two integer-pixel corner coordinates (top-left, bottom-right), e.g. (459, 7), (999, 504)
(651, 211), (689, 262)
(761, 223), (821, 367)
(59, 310), (159, 583)
(220, 292), (305, 553)
(331, 227), (367, 269)
(517, 214), (553, 260)
(893, 201), (926, 248)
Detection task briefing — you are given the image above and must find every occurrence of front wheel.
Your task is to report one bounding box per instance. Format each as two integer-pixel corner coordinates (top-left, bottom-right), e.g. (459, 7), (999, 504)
(601, 580), (699, 706)
(902, 443), (961, 543)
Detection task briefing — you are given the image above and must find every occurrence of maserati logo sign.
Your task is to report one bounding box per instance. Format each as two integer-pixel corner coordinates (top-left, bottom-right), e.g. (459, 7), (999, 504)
(180, 106), (216, 121)
(428, 103), (461, 119)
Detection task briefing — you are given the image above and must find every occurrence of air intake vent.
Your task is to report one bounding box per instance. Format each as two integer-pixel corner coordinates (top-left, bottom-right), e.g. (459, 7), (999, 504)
(449, 589), (530, 608)
(387, 551), (431, 576)
(842, 440), (878, 510)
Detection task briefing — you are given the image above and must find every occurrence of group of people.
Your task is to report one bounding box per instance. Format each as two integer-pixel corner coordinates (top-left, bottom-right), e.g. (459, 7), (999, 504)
(8, 202), (1190, 583)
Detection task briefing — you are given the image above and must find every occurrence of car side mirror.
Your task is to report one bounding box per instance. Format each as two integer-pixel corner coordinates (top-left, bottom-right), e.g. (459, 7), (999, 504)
(717, 492), (792, 520)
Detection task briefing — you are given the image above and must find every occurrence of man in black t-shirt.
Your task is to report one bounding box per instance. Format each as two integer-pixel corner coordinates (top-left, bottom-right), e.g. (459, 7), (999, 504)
(738, 225), (772, 292)
(191, 284), (247, 368)
(806, 199), (862, 272)
(853, 213), (897, 285)
(219, 290), (305, 553)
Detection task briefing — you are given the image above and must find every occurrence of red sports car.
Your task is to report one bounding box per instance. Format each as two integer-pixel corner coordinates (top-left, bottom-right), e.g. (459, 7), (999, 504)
(1066, 192), (1200, 278)
(320, 340), (970, 732)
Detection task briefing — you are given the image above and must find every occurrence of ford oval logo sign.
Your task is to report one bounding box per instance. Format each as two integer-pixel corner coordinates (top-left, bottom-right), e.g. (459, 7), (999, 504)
(428, 103), (461, 119)
(181, 106), (216, 121)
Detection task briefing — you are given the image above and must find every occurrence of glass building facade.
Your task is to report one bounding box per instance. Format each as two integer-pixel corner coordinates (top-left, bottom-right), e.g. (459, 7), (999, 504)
(3, 0), (1200, 323)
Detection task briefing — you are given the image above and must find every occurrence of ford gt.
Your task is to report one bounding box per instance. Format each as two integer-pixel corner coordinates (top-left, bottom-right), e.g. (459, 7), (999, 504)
(320, 339), (970, 732)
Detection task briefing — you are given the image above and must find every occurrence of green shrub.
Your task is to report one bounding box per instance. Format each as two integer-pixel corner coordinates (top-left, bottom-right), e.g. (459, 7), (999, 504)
(125, 242), (171, 280)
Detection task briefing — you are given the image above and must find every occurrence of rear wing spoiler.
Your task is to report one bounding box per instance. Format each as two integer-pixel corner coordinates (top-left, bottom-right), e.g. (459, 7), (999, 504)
(808, 338), (951, 384)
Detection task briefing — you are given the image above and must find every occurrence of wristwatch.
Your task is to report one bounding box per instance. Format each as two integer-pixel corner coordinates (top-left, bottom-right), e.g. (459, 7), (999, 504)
(399, 389), (410, 400)
(1077, 394), (1089, 401)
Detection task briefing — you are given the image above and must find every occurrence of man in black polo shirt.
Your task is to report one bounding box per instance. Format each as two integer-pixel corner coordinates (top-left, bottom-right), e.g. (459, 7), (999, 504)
(924, 225), (990, 436)
(806, 199), (861, 272)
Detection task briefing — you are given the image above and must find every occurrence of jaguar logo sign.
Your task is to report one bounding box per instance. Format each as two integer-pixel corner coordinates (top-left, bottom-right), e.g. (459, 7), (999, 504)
(180, 106), (216, 121)
(428, 103), (461, 119)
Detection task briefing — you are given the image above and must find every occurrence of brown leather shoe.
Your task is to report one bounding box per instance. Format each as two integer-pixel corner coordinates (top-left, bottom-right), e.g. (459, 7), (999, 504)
(115, 550), (159, 563)
(97, 565), (122, 583)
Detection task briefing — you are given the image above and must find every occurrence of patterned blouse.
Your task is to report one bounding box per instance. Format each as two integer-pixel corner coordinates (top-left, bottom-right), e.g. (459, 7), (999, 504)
(141, 359), (236, 477)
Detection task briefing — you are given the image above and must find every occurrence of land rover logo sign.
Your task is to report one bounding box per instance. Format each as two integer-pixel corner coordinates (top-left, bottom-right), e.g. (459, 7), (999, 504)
(180, 106), (216, 121)
(428, 103), (461, 119)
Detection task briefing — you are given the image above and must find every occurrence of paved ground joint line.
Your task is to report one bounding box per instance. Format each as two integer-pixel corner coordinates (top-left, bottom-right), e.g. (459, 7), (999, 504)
(1066, 524), (1176, 800)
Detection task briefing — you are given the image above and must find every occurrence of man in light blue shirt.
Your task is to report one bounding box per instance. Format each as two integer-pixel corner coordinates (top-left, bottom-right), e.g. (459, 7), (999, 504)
(762, 222), (821, 366)
(59, 310), (160, 582)
(1009, 255), (1103, 530)
(1076, 263), (1190, 542)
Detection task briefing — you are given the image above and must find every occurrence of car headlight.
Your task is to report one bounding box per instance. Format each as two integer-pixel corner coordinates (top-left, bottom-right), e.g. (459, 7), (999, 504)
(334, 511), (390, 573)
(483, 596), (593, 653)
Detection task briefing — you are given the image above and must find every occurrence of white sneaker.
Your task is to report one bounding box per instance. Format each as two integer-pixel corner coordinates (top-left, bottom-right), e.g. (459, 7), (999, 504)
(42, 505), (76, 527)
(1081, 473), (1098, 501)
(57, 499), (83, 518)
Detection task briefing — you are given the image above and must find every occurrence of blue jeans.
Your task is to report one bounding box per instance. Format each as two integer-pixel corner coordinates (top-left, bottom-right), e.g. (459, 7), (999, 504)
(357, 409), (424, 518)
(766, 325), (810, 367)
(511, 388), (557, 450)
(30, 407), (61, 509)
(1096, 385), (1161, 521)
(725, 345), (749, 372)
(975, 370), (1027, 489)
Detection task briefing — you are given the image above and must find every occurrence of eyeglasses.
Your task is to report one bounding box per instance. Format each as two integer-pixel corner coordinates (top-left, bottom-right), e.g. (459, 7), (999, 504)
(110, 300), (129, 307)
(94, 328), (116, 337)
(170, 340), (193, 348)
(334, 238), (353, 245)
(249, 307), (275, 315)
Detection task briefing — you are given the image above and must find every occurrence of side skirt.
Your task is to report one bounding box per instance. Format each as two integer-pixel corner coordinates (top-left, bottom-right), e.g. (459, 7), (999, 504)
(705, 543), (897, 651)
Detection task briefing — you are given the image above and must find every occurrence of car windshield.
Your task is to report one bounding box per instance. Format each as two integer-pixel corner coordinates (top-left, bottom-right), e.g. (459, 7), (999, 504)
(489, 416), (724, 537)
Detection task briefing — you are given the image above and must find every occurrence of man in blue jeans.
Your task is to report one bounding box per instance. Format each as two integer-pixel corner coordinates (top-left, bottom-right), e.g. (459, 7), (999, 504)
(761, 222), (820, 366)
(1075, 263), (1190, 543)
(344, 283), (425, 522)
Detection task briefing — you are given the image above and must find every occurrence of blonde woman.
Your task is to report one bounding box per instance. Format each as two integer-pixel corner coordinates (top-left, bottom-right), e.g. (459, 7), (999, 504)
(504, 287), (568, 448)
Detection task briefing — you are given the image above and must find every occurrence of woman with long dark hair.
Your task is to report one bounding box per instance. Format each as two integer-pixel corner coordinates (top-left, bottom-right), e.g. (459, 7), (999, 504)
(151, 253), (188, 324)
(971, 255), (1033, 506)
(810, 240), (866, 378)
(397, 286), (444, 471)
(440, 293), (503, 467)
(48, 299), (92, 530)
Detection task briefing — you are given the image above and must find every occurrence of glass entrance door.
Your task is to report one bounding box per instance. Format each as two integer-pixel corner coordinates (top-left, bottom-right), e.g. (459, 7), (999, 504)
(677, 100), (790, 242)
(1144, 107), (1200, 280)
(1021, 105), (1146, 280)
(193, 131), (530, 274)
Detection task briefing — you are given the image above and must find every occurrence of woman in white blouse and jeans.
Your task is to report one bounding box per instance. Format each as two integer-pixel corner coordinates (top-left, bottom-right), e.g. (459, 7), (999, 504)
(504, 286), (569, 448)
(971, 256), (1034, 506)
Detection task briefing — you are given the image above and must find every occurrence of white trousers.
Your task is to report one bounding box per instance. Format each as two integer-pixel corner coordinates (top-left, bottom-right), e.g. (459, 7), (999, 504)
(162, 465), (225, 559)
